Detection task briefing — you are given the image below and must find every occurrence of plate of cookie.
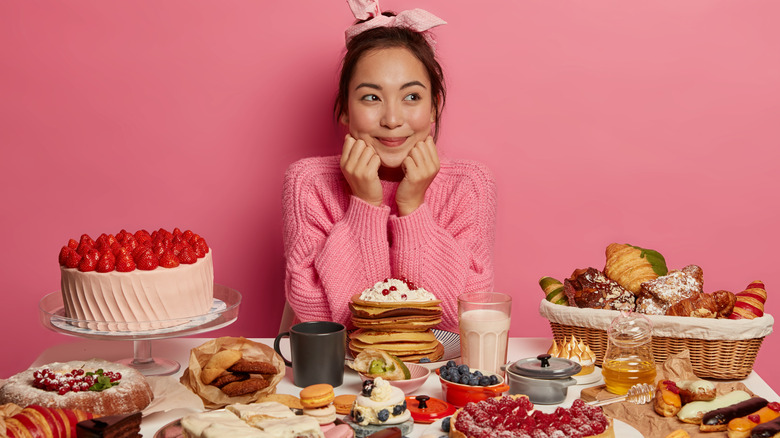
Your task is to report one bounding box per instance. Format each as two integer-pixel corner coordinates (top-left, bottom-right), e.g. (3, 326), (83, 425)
(347, 328), (460, 369)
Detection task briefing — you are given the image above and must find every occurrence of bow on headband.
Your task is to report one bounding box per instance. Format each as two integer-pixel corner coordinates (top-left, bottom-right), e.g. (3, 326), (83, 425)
(344, 0), (446, 50)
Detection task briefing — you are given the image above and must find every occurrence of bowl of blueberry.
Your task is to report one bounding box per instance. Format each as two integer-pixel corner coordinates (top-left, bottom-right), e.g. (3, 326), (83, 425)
(436, 361), (509, 407)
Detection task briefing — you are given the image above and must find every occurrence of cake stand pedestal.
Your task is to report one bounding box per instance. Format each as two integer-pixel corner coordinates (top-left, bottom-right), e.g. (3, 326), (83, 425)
(38, 284), (241, 376)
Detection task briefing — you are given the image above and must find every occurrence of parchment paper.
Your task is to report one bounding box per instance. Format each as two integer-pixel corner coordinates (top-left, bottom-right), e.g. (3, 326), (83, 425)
(580, 350), (753, 437)
(179, 337), (285, 409)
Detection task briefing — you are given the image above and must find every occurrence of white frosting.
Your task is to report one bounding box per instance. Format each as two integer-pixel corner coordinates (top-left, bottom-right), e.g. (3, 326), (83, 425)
(227, 402), (296, 427)
(678, 379), (716, 394)
(352, 378), (410, 426)
(259, 416), (324, 438)
(182, 410), (246, 437)
(182, 403), (324, 438)
(359, 278), (435, 302)
(201, 423), (273, 438)
(60, 251), (214, 331)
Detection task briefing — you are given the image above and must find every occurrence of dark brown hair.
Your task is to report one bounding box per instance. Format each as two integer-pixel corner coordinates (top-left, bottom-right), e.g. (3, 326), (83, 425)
(334, 13), (446, 141)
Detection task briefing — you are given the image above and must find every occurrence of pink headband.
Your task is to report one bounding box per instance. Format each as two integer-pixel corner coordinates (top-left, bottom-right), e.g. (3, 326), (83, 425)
(344, 0), (446, 50)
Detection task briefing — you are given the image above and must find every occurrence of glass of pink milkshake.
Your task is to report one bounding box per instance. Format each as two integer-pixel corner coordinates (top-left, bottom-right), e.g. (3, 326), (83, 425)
(458, 292), (512, 376)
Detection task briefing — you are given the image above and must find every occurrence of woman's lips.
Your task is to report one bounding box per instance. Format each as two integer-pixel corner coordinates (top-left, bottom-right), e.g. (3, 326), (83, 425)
(377, 137), (407, 147)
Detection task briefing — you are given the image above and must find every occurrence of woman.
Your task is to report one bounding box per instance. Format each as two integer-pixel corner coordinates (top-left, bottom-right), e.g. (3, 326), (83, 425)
(282, 1), (496, 331)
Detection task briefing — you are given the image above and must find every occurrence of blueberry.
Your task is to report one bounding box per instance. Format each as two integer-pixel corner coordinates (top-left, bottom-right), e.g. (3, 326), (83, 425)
(457, 364), (470, 374)
(449, 370), (460, 381)
(442, 417), (451, 432)
(473, 370), (483, 378)
(439, 365), (448, 375)
(393, 404), (404, 416)
(420, 357), (431, 363)
(377, 409), (390, 422)
(402, 400), (407, 410)
(446, 360), (457, 368)
(362, 380), (374, 397)
(479, 376), (490, 386)
(353, 411), (363, 424)
(468, 377), (479, 386)
(459, 375), (470, 385)
(488, 375), (499, 385)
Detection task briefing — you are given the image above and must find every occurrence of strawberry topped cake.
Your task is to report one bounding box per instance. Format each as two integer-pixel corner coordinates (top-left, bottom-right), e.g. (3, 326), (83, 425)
(58, 227), (213, 331)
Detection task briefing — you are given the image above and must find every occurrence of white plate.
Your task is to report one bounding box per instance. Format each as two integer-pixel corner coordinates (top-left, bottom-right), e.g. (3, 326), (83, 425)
(573, 367), (603, 385)
(420, 417), (642, 438)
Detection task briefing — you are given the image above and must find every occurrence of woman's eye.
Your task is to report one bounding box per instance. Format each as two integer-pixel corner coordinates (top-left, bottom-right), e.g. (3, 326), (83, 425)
(404, 93), (422, 101)
(361, 94), (380, 102)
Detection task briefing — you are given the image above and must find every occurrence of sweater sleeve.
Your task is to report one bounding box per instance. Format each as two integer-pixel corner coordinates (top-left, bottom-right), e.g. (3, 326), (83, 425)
(282, 158), (392, 327)
(388, 161), (497, 331)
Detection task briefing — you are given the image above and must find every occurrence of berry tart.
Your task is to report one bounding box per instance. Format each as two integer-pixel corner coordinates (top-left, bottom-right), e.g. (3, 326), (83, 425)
(450, 395), (614, 438)
(0, 359), (153, 417)
(58, 227), (213, 331)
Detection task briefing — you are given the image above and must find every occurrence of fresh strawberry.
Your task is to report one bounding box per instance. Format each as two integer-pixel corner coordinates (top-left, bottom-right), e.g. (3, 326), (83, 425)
(58, 246), (71, 266)
(67, 238), (79, 250)
(158, 251), (180, 268)
(95, 234), (110, 252)
(193, 236), (209, 254)
(131, 244), (147, 260)
(182, 229), (194, 241)
(115, 252), (135, 272)
(65, 251), (82, 269)
(76, 238), (93, 256)
(134, 248), (159, 271)
(178, 246), (198, 264)
(134, 229), (152, 246)
(172, 227), (183, 238)
(110, 242), (124, 256)
(78, 251), (98, 272)
(193, 242), (206, 258)
(123, 234), (138, 252)
(106, 233), (118, 247)
(152, 242), (166, 259)
(96, 252), (115, 273)
(171, 242), (185, 257)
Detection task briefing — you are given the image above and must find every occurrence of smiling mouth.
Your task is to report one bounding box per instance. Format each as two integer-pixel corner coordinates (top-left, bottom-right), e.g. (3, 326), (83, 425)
(377, 137), (408, 147)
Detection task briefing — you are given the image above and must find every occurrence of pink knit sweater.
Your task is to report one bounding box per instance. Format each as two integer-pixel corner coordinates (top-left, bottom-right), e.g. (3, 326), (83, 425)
(282, 155), (496, 331)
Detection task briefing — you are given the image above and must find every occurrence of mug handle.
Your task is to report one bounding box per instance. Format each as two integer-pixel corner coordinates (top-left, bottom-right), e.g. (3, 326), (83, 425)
(273, 332), (293, 367)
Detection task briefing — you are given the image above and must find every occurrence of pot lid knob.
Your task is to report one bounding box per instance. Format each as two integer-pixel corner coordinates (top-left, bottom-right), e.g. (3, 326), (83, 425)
(415, 395), (430, 409)
(537, 354), (552, 368)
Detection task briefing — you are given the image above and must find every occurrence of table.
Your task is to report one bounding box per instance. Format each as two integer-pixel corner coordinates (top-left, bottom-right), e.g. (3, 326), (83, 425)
(31, 337), (780, 437)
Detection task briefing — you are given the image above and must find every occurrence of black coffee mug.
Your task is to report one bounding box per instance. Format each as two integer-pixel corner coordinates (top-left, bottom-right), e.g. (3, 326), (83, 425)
(273, 321), (346, 387)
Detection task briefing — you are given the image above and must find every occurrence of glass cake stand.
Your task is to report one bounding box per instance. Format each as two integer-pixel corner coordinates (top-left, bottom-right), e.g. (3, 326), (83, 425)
(38, 284), (241, 376)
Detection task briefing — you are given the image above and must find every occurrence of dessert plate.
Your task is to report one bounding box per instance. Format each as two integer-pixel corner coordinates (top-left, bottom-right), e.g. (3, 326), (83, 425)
(346, 329), (460, 369)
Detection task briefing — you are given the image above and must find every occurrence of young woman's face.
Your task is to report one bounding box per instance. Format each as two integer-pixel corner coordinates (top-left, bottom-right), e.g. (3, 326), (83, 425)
(341, 47), (435, 169)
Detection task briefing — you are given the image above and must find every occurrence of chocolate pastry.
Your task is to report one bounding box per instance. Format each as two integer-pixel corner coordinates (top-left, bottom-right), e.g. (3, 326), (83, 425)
(76, 411), (142, 438)
(220, 377), (270, 397)
(210, 372), (249, 388)
(563, 268), (635, 311)
(228, 359), (277, 374)
(700, 396), (768, 432)
(636, 265), (703, 315)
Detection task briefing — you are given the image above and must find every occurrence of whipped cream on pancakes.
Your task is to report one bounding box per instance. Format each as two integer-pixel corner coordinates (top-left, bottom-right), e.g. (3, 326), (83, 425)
(360, 278), (436, 302)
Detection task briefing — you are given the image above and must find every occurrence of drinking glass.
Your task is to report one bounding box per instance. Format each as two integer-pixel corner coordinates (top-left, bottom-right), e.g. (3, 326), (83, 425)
(458, 292), (512, 376)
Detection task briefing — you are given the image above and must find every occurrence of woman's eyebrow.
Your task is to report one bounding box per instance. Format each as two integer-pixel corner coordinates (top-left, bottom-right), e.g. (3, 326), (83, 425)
(354, 81), (427, 91)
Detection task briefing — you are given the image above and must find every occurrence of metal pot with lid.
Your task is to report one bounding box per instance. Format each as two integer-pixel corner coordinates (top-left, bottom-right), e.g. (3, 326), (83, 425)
(501, 354), (582, 404)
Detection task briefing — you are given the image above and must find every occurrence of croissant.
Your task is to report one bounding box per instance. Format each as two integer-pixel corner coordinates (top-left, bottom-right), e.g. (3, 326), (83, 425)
(665, 292), (717, 318)
(712, 290), (736, 318)
(604, 243), (668, 294)
(729, 281), (767, 320)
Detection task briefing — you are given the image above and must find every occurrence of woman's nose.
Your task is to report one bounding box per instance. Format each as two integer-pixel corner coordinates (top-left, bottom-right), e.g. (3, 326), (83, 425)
(380, 102), (403, 129)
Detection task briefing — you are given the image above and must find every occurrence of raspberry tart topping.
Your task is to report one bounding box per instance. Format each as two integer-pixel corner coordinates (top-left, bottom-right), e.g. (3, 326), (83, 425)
(58, 228), (209, 273)
(453, 397), (609, 438)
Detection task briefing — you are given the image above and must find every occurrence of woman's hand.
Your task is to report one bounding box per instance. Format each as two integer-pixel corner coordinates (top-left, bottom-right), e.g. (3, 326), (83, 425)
(396, 136), (440, 216)
(340, 134), (383, 206)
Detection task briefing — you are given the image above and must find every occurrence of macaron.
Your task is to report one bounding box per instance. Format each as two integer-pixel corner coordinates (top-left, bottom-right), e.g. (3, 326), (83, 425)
(300, 383), (336, 409)
(303, 404), (337, 425)
(333, 394), (357, 415)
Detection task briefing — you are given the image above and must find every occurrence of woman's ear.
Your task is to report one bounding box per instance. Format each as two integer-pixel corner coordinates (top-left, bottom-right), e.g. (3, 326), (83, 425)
(339, 112), (349, 126)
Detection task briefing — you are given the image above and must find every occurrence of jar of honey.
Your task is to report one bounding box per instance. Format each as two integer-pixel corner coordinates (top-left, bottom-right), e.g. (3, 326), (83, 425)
(602, 311), (656, 395)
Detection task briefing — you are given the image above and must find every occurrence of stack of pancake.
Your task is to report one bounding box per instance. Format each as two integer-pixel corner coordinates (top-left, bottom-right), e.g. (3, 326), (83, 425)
(348, 292), (444, 362)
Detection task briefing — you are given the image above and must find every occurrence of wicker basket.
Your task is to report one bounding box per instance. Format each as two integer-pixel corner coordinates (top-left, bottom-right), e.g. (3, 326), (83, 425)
(539, 299), (773, 380)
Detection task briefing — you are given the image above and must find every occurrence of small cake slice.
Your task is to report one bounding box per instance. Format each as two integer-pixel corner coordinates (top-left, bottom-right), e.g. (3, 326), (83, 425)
(76, 412), (142, 438)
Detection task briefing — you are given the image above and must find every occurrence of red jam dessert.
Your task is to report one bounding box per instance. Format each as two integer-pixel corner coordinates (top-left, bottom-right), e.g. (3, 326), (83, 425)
(450, 396), (614, 438)
(0, 359), (154, 417)
(58, 227), (213, 331)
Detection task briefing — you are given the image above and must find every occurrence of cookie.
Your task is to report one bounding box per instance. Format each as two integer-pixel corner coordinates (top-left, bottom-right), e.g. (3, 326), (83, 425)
(211, 372), (249, 388)
(303, 404), (337, 425)
(299, 384), (335, 409)
(333, 394), (357, 415)
(228, 359), (278, 374)
(256, 393), (304, 410)
(201, 349), (243, 384)
(220, 377), (270, 397)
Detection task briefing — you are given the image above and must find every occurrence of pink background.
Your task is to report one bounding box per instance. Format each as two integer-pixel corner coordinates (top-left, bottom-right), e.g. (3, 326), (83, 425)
(1, 1), (778, 391)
